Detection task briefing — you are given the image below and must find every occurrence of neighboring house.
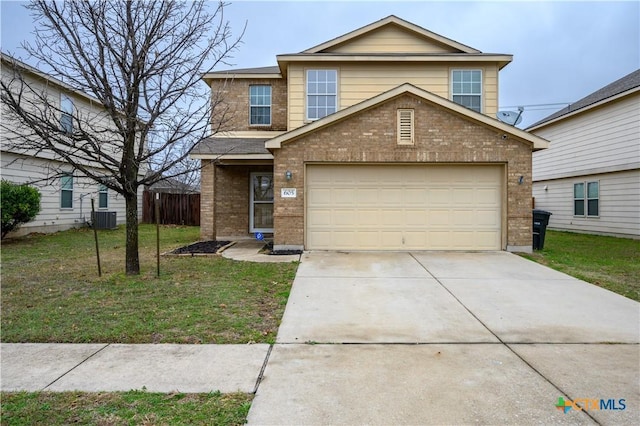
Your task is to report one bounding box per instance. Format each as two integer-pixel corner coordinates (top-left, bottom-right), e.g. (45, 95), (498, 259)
(145, 175), (200, 194)
(190, 15), (548, 252)
(529, 69), (640, 239)
(0, 53), (145, 236)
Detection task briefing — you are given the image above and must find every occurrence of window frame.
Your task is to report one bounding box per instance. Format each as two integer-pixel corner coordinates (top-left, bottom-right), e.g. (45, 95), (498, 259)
(60, 174), (73, 209)
(451, 69), (483, 113)
(249, 172), (274, 233)
(249, 85), (272, 126)
(306, 69), (338, 121)
(573, 181), (599, 217)
(60, 94), (74, 133)
(98, 184), (108, 209)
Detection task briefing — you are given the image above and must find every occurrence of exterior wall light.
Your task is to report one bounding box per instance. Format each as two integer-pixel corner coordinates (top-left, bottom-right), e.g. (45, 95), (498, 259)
(285, 170), (292, 181)
(518, 175), (524, 185)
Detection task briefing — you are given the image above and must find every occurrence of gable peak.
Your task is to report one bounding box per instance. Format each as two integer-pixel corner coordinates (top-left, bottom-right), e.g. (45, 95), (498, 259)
(302, 15), (481, 54)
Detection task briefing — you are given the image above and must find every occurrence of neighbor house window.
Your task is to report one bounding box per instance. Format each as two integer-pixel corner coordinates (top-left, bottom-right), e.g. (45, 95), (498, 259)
(306, 69), (337, 120)
(574, 181), (599, 217)
(249, 85), (271, 125)
(98, 184), (108, 209)
(61, 174), (73, 209)
(60, 94), (74, 133)
(452, 70), (482, 113)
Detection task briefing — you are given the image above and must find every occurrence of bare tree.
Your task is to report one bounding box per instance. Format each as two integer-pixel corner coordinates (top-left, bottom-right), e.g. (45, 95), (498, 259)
(1, 0), (240, 274)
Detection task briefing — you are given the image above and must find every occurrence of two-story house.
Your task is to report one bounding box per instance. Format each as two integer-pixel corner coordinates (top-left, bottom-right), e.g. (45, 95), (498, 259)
(190, 15), (548, 252)
(1, 53), (145, 236)
(530, 69), (640, 238)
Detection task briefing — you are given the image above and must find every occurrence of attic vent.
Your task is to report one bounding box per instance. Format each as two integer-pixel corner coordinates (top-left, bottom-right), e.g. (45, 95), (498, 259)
(397, 109), (414, 145)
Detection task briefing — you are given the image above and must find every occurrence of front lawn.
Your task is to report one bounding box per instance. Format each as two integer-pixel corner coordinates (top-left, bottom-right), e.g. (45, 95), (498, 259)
(522, 230), (639, 301)
(0, 390), (251, 425)
(1, 225), (298, 344)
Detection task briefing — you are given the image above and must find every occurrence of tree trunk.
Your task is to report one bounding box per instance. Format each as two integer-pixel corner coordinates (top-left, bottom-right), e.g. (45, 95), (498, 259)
(125, 191), (140, 275)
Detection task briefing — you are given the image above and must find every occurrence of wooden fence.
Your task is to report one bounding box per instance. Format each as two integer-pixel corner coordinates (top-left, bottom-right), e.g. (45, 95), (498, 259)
(142, 191), (200, 226)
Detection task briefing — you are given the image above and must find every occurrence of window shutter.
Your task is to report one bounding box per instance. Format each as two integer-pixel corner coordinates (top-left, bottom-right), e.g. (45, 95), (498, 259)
(397, 109), (414, 145)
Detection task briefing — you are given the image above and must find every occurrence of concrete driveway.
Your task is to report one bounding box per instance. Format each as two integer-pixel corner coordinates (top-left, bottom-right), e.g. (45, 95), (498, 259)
(248, 251), (640, 425)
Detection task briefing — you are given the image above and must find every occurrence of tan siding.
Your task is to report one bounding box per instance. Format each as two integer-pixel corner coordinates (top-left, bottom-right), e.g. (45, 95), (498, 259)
(328, 25), (455, 54)
(287, 62), (500, 129)
(1, 153), (141, 236)
(532, 94), (640, 181)
(1, 61), (146, 237)
(532, 170), (640, 238)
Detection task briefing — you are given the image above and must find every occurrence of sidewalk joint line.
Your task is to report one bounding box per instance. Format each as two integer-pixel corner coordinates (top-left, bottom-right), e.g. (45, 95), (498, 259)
(252, 344), (273, 394)
(42, 343), (111, 391)
(409, 253), (602, 426)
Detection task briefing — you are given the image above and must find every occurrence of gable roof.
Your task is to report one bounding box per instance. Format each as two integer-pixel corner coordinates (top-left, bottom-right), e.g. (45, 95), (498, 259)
(266, 83), (548, 151)
(302, 15), (480, 54)
(527, 69), (640, 130)
(276, 15), (512, 71)
(1, 52), (105, 106)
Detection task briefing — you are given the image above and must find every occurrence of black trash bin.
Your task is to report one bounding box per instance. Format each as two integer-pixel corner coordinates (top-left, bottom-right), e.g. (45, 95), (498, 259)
(532, 209), (552, 250)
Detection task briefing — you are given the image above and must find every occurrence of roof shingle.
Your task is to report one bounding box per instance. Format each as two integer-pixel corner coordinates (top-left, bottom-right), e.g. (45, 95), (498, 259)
(528, 69), (640, 129)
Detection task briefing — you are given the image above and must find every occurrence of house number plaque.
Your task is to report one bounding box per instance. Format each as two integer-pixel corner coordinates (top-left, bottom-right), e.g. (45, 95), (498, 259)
(281, 188), (297, 198)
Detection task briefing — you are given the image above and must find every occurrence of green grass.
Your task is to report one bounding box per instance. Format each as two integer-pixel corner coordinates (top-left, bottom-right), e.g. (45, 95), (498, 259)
(0, 390), (251, 425)
(522, 230), (640, 301)
(1, 225), (298, 344)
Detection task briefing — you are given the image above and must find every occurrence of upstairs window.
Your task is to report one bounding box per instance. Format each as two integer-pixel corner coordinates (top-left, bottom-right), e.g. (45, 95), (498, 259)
(574, 181), (599, 217)
(98, 184), (108, 209)
(249, 85), (271, 126)
(452, 70), (482, 113)
(60, 94), (74, 133)
(60, 174), (73, 209)
(306, 69), (337, 120)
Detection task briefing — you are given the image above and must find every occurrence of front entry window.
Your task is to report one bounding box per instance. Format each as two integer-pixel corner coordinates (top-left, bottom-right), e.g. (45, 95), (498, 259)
(250, 173), (274, 232)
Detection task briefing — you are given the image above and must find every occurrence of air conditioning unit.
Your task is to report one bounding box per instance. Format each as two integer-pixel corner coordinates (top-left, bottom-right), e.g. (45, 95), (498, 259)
(92, 211), (117, 229)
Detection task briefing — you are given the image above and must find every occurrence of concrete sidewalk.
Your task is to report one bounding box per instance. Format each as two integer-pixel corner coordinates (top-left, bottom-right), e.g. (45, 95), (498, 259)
(1, 343), (269, 393)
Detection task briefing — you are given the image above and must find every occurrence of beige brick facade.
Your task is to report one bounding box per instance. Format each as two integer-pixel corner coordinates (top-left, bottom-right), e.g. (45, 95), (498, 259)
(271, 94), (533, 249)
(212, 78), (287, 131)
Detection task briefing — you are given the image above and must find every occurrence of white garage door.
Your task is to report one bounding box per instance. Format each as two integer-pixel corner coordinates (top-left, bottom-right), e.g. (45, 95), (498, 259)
(306, 164), (503, 250)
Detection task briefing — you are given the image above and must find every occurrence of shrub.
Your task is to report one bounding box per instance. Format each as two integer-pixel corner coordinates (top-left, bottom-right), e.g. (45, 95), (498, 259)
(1, 179), (41, 238)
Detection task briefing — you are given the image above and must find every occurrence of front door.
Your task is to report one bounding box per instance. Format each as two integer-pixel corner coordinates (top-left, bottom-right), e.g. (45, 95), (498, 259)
(250, 173), (274, 233)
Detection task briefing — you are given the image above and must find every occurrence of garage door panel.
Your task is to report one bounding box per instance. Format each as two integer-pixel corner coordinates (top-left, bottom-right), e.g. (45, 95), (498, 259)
(334, 210), (357, 225)
(307, 188), (331, 204)
(380, 210), (403, 226)
(476, 188), (500, 204)
(308, 209), (331, 226)
(476, 210), (500, 226)
(306, 165), (502, 250)
(358, 210), (380, 225)
(404, 232), (428, 248)
(428, 210), (451, 226)
(429, 188), (452, 204)
(405, 210), (427, 226)
(381, 231), (403, 246)
(355, 188), (378, 204)
(452, 210), (474, 226)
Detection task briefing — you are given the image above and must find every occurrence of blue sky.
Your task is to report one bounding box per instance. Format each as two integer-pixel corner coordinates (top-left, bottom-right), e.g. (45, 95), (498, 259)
(1, 0), (638, 128)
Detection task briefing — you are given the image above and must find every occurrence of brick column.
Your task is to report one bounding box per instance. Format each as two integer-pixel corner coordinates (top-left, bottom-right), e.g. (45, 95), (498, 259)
(200, 160), (216, 240)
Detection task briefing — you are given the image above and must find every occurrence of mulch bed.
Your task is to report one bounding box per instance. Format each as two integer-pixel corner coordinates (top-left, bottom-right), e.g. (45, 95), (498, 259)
(170, 240), (231, 255)
(170, 240), (303, 256)
(262, 242), (303, 256)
